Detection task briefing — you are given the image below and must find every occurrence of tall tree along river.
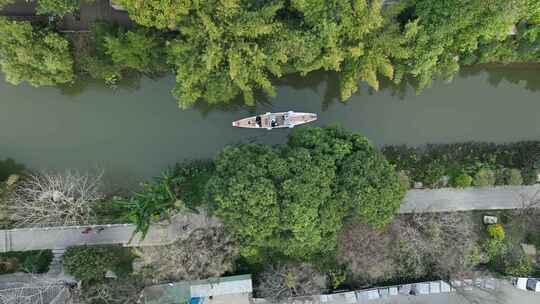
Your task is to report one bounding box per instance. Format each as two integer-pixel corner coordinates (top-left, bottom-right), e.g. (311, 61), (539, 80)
(1, 66), (540, 187)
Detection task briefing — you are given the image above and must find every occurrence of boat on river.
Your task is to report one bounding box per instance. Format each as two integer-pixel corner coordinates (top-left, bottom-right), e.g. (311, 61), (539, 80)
(232, 111), (317, 130)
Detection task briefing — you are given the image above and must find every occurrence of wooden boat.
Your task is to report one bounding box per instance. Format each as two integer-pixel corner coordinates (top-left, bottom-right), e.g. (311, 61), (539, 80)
(232, 111), (317, 129)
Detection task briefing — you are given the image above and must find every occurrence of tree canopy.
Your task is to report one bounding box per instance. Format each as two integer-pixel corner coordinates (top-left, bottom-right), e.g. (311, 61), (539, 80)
(35, 0), (80, 16)
(112, 0), (191, 30)
(0, 18), (74, 87)
(166, 1), (288, 108)
(81, 23), (168, 86)
(394, 0), (528, 92)
(207, 126), (405, 261)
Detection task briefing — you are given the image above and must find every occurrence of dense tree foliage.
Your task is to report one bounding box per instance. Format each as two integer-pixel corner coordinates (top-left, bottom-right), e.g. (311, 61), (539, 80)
(35, 0), (80, 16)
(112, 0), (191, 30)
(208, 126), (404, 261)
(166, 1), (288, 108)
(1, 1), (539, 106)
(393, 0), (528, 92)
(0, 18), (73, 86)
(471, 1), (540, 65)
(81, 23), (168, 86)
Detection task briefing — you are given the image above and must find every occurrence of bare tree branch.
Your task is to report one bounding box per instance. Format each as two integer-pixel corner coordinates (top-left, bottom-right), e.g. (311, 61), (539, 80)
(255, 263), (326, 303)
(7, 170), (104, 227)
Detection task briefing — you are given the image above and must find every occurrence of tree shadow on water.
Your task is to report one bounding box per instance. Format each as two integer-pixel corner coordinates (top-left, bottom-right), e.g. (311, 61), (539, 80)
(272, 70), (341, 111)
(459, 65), (540, 92)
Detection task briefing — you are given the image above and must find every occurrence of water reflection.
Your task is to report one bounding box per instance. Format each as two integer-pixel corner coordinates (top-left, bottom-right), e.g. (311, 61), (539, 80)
(460, 65), (540, 92)
(54, 65), (540, 116)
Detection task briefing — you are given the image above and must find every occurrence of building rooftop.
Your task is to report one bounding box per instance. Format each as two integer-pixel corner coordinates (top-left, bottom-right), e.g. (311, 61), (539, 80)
(143, 274), (252, 304)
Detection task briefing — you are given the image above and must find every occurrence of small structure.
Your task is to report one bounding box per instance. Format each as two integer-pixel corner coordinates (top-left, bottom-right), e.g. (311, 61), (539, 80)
(143, 274), (252, 304)
(412, 282), (430, 295)
(356, 289), (380, 300)
(483, 215), (498, 224)
(526, 278), (540, 292)
(514, 277), (540, 292)
(429, 281), (441, 294)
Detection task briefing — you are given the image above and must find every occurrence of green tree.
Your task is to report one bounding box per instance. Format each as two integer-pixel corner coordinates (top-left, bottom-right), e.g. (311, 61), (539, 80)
(0, 18), (74, 86)
(103, 27), (168, 74)
(395, 0), (527, 92)
(63, 245), (134, 282)
(82, 23), (167, 86)
(208, 126), (404, 261)
(167, 1), (287, 108)
(338, 150), (405, 227)
(112, 0), (191, 30)
(35, 0), (80, 16)
(285, 0), (414, 100)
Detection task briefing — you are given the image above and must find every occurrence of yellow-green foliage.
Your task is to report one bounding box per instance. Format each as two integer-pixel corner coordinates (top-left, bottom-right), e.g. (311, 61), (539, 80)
(487, 224), (505, 241)
(0, 18), (73, 87)
(112, 0), (191, 30)
(452, 173), (473, 188)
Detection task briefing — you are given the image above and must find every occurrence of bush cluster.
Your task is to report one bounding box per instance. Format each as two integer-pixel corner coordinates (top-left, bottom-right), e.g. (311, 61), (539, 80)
(63, 245), (134, 283)
(483, 223), (533, 277)
(382, 142), (540, 189)
(0, 250), (53, 274)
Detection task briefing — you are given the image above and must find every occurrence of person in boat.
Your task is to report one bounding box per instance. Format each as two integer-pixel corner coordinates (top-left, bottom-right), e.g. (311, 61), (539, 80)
(271, 118), (277, 128)
(255, 115), (262, 127)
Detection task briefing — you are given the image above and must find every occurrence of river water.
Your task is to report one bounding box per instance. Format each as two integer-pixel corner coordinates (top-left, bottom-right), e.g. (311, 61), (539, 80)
(1, 66), (540, 186)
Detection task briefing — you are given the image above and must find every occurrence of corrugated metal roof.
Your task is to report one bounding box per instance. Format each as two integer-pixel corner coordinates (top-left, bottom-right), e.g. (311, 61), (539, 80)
(190, 275), (252, 298)
(143, 275), (252, 304)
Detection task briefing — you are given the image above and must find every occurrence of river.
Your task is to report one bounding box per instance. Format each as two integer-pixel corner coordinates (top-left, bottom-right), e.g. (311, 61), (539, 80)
(1, 66), (540, 186)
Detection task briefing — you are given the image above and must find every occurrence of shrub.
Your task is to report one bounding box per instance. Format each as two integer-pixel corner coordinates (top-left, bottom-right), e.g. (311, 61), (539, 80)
(125, 170), (184, 239)
(484, 238), (507, 262)
(487, 224), (505, 241)
(63, 246), (134, 283)
(452, 173), (473, 188)
(504, 254), (532, 277)
(172, 161), (215, 208)
(504, 168), (523, 186)
(474, 169), (496, 187)
(382, 142), (540, 187)
(397, 171), (411, 190)
(419, 161), (446, 187)
(0, 250), (52, 274)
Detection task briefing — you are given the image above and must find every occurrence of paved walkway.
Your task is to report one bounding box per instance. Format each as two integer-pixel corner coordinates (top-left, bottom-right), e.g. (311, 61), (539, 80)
(0, 185), (538, 252)
(399, 185), (540, 213)
(0, 211), (220, 252)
